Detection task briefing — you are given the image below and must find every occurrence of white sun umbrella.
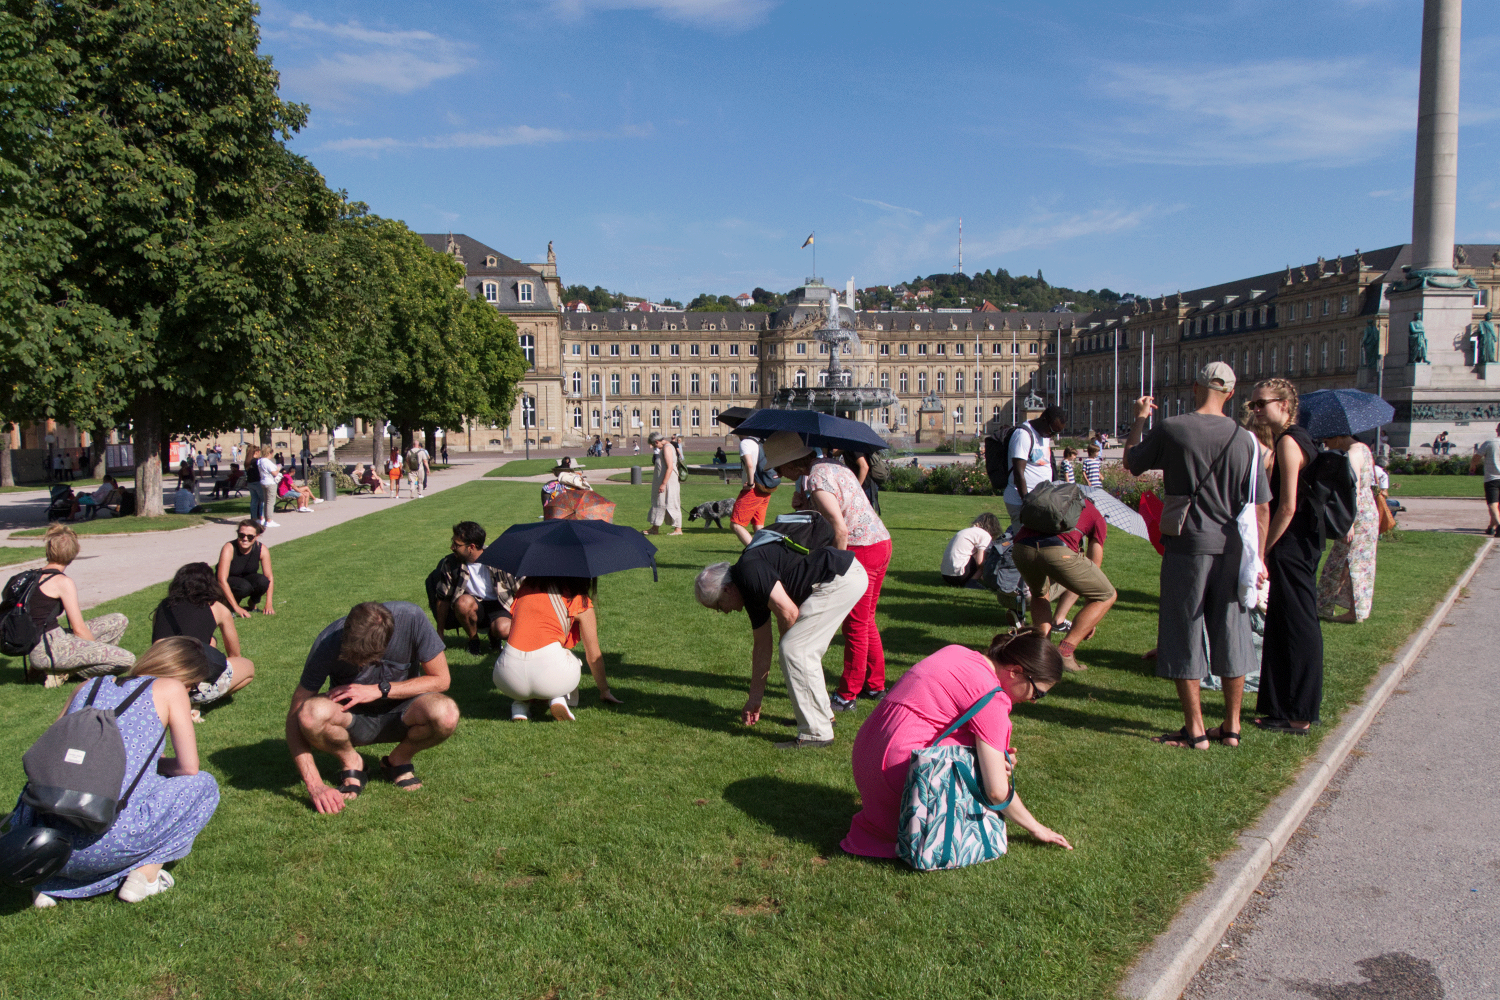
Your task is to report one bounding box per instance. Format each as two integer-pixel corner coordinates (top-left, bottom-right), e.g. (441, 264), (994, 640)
(1085, 487), (1150, 541)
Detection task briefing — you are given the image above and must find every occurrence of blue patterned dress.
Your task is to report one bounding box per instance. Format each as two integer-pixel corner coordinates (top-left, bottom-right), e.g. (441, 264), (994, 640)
(10, 676), (220, 898)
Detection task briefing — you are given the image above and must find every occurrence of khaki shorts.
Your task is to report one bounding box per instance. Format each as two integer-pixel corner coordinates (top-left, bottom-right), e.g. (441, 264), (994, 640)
(1012, 542), (1115, 604)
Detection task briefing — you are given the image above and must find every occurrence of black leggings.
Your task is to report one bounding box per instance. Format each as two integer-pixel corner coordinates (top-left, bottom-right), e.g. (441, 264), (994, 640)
(227, 574), (269, 608)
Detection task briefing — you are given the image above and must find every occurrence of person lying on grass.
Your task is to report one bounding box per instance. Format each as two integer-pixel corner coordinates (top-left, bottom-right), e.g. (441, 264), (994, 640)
(842, 629), (1073, 859)
(287, 601), (458, 815)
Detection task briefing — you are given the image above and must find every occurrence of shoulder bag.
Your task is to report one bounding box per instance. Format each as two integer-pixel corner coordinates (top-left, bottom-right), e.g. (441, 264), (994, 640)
(897, 687), (1014, 871)
(1159, 426), (1239, 537)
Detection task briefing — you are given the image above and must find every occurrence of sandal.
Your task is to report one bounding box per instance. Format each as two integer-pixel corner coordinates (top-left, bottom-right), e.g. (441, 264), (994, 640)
(1152, 726), (1210, 749)
(380, 755), (422, 790)
(336, 765), (365, 797)
(1206, 725), (1240, 747)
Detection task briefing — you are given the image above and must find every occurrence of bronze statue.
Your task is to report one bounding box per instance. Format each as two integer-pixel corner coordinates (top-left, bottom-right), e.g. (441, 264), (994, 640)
(1408, 312), (1429, 364)
(1362, 319), (1381, 367)
(1477, 311), (1497, 366)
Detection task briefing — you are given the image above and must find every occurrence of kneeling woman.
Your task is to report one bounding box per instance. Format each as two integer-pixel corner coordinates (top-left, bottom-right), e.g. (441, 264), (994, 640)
(841, 629), (1073, 859)
(17, 637), (221, 907)
(492, 577), (622, 721)
(152, 562), (256, 709)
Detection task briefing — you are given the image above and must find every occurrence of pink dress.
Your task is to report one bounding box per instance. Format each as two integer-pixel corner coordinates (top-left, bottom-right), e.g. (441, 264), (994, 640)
(842, 645), (1013, 858)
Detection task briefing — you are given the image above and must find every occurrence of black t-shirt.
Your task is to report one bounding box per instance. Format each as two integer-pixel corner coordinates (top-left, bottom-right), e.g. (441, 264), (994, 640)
(730, 544), (856, 630)
(299, 601), (445, 714)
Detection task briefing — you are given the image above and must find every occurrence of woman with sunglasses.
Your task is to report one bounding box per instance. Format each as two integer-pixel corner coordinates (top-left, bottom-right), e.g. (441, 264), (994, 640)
(216, 520), (276, 617)
(841, 629), (1072, 859)
(1248, 379), (1323, 735)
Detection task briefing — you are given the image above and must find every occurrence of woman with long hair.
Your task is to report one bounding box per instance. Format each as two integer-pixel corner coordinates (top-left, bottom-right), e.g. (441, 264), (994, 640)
(19, 637), (220, 908)
(152, 562), (256, 707)
(842, 629), (1073, 858)
(1316, 433), (1379, 623)
(386, 447), (403, 499)
(23, 524), (135, 686)
(1249, 379), (1324, 735)
(492, 576), (622, 721)
(216, 519), (275, 616)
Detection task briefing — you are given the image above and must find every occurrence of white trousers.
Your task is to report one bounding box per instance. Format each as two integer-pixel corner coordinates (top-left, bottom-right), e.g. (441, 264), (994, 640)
(493, 642), (581, 701)
(779, 561), (868, 741)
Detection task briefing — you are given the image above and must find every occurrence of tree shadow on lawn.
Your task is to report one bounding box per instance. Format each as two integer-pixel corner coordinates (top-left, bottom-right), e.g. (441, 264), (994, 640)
(722, 776), (859, 856)
(208, 738), (311, 805)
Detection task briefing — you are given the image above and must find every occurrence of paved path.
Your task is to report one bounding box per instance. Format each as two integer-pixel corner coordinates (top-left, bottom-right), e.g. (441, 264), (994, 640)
(1185, 548), (1500, 1000)
(0, 459), (501, 609)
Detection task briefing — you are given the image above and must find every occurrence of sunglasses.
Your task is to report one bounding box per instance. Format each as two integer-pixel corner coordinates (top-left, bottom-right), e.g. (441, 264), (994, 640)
(1247, 399), (1279, 411)
(236, 533), (257, 541)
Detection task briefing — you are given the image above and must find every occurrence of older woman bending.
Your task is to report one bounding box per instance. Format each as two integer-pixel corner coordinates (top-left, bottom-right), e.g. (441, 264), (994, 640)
(842, 629), (1072, 858)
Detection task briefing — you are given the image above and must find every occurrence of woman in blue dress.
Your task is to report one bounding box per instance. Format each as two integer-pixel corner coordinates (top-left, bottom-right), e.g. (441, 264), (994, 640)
(15, 637), (220, 907)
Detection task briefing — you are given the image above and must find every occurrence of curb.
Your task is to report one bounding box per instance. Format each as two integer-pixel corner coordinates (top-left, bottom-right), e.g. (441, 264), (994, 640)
(1116, 537), (1494, 1000)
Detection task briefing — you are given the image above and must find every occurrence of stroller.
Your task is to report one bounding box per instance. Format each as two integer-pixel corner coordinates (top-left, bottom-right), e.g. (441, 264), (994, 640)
(45, 485), (74, 523)
(978, 527), (1028, 628)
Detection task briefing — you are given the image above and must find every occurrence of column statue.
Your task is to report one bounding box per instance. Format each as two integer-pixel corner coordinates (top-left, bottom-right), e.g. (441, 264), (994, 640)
(1408, 312), (1429, 365)
(1361, 319), (1381, 367)
(1476, 311), (1497, 366)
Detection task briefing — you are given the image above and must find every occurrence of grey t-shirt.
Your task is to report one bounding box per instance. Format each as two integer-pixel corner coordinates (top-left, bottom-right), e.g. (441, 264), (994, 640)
(299, 601), (445, 714)
(1126, 412), (1270, 555)
(1479, 439), (1500, 481)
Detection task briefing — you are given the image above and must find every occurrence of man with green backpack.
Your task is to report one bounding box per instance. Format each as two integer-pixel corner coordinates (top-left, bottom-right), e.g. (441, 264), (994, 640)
(404, 442), (429, 499)
(1010, 483), (1116, 673)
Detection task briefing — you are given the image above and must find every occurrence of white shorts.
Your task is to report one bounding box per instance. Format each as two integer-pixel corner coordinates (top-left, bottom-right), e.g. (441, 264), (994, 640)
(492, 642), (580, 701)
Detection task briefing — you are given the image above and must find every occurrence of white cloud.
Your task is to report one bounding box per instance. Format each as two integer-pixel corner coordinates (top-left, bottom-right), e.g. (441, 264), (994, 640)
(320, 123), (654, 155)
(548, 0), (778, 31)
(271, 14), (472, 101)
(847, 195), (922, 216)
(1080, 58), (1418, 167)
(1369, 188), (1411, 199)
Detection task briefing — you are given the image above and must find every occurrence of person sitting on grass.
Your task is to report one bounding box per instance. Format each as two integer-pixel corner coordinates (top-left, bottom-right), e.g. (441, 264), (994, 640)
(287, 601), (458, 814)
(841, 629), (1072, 859)
(21, 637), (221, 908)
(23, 524), (136, 687)
(151, 562), (256, 711)
(940, 512), (1002, 588)
(358, 463), (387, 494)
(431, 520), (520, 655)
(1010, 492), (1116, 672)
(216, 520), (275, 617)
(492, 576), (622, 722)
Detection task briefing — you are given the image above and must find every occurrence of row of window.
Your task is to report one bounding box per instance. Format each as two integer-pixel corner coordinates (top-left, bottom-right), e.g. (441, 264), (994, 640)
(1070, 333), (1360, 395)
(571, 406), (724, 430)
(571, 371), (761, 396)
(565, 342), (757, 358)
(482, 281), (533, 303)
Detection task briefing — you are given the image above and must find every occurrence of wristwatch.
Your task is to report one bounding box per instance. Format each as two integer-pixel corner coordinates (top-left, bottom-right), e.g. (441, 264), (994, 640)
(378, 680), (391, 700)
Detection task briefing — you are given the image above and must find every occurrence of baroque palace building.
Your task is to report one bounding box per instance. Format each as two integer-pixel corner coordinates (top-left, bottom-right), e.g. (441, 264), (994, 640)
(430, 234), (1498, 452)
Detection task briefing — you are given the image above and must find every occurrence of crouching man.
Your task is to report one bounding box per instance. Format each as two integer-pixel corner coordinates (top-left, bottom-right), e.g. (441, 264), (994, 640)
(287, 601), (458, 814)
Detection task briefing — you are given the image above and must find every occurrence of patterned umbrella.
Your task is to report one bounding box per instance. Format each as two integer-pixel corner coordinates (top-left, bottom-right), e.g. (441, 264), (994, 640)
(1297, 389), (1394, 439)
(544, 488), (616, 523)
(1085, 487), (1151, 542)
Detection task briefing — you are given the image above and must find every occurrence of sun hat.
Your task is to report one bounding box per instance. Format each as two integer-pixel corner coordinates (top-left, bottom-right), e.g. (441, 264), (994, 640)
(761, 431), (813, 470)
(1196, 361), (1236, 393)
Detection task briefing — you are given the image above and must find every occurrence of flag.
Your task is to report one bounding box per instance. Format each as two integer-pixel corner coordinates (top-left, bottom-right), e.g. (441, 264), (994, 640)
(801, 233), (814, 248)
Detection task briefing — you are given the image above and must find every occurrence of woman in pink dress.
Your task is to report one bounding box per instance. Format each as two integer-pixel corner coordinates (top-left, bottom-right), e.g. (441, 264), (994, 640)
(842, 629), (1073, 858)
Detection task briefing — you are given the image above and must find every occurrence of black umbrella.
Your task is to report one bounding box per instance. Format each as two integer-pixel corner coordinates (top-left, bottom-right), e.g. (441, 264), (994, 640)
(733, 409), (889, 453)
(716, 406), (756, 429)
(478, 519), (658, 581)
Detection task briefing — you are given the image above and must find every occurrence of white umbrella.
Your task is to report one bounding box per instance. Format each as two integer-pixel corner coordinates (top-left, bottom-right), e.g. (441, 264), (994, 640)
(1085, 487), (1150, 541)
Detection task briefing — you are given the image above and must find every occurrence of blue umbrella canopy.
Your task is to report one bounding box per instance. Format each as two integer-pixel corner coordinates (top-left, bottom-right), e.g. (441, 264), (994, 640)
(1297, 389), (1395, 439)
(733, 409), (889, 453)
(478, 519), (658, 581)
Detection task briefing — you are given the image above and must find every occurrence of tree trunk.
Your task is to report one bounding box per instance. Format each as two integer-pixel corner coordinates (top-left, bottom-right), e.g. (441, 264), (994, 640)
(372, 419), (383, 470)
(326, 424), (337, 468)
(133, 396), (165, 516)
(424, 425), (437, 459)
(0, 424), (12, 488)
(89, 429), (107, 480)
(259, 425), (272, 447)
(399, 423), (414, 453)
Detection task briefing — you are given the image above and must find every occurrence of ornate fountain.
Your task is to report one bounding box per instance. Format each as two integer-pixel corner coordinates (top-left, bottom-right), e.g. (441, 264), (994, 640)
(772, 289), (898, 419)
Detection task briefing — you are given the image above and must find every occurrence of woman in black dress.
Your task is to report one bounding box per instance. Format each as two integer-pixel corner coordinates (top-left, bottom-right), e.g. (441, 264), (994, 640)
(152, 562), (256, 708)
(1250, 378), (1323, 734)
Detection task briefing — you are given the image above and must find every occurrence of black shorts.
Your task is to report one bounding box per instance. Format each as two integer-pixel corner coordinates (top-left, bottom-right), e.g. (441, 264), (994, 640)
(1486, 480), (1500, 504)
(475, 599), (510, 630)
(346, 698), (415, 747)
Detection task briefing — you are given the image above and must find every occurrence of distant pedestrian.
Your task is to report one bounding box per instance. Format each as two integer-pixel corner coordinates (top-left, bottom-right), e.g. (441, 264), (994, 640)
(404, 442), (427, 499)
(1060, 447), (1077, 484)
(440, 442), (449, 464)
(1470, 422), (1500, 536)
(1080, 444), (1103, 488)
(208, 448), (220, 474)
(386, 448), (403, 498)
(416, 441), (431, 491)
(605, 438), (613, 457)
(645, 432), (681, 535)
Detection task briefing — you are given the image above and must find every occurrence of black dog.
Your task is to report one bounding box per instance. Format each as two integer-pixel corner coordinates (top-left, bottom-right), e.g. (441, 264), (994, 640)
(689, 498), (737, 529)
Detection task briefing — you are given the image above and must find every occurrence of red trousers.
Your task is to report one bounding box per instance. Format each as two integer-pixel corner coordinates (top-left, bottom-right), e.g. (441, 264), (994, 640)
(839, 538), (892, 698)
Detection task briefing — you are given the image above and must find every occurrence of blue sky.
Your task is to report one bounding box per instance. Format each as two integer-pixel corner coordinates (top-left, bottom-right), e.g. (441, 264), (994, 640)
(259, 0), (1500, 303)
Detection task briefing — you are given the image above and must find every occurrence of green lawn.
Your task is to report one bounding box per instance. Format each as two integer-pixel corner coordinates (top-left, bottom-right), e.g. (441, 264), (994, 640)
(11, 515), (209, 537)
(488, 451), (719, 478)
(0, 478), (134, 494)
(0, 483), (1479, 999)
(1388, 474), (1485, 497)
(0, 547), (44, 567)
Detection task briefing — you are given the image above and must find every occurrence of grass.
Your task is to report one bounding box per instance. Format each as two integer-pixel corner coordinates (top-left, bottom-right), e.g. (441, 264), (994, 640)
(0, 547), (44, 566)
(0, 478), (134, 494)
(487, 451), (719, 477)
(0, 482), (1479, 999)
(10, 515), (209, 537)
(1387, 474), (1485, 497)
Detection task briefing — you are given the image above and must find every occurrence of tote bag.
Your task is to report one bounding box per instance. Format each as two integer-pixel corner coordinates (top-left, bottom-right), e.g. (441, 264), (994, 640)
(897, 688), (1014, 871)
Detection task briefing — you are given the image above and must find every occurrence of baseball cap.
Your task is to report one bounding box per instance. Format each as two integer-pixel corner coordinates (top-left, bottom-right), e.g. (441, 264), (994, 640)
(1196, 361), (1236, 393)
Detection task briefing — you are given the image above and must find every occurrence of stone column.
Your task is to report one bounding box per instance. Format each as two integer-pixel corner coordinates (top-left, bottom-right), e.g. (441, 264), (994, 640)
(1411, 0), (1462, 272)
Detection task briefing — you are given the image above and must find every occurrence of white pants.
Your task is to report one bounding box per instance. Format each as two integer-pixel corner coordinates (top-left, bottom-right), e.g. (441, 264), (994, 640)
(779, 561), (868, 741)
(493, 642), (581, 701)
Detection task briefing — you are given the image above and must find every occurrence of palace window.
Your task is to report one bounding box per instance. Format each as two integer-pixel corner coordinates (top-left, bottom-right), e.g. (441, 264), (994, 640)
(710, 373), (720, 393)
(691, 408), (701, 428)
(820, 343), (829, 355)
(671, 373), (681, 394)
(993, 371), (1003, 392)
(936, 371), (946, 393)
(936, 343), (946, 355)
(1339, 336), (1347, 368)
(631, 408), (640, 429)
(955, 370), (965, 393)
(650, 344), (660, 357)
(610, 344), (620, 357)
(571, 344), (581, 355)
(956, 403), (965, 425)
(1011, 370), (1020, 391)
(630, 374), (640, 394)
(917, 344), (928, 356)
(572, 407), (582, 429)
(651, 373), (660, 393)
(899, 371), (909, 392)
(1269, 347), (1277, 373)
(709, 344), (720, 357)
(591, 408), (600, 428)
(610, 374), (620, 394)
(518, 282), (533, 303)
(590, 373), (601, 395)
(748, 371), (758, 393)
(748, 343), (759, 356)
(880, 372), (890, 389)
(795, 370), (807, 388)
(589, 344), (600, 357)
(520, 395), (536, 428)
(485, 256), (497, 266)
(1320, 339), (1328, 371)
(1305, 302), (1313, 319)
(483, 282), (498, 303)
(630, 344), (640, 357)
(520, 334), (535, 367)
(1321, 298), (1330, 317)
(690, 373), (700, 393)
(918, 372), (928, 393)
(711, 407), (720, 424)
(729, 344), (739, 356)
(1303, 341), (1311, 372)
(796, 343), (807, 355)
(571, 371), (581, 394)
(729, 372), (739, 394)
(690, 344), (701, 357)
(955, 343), (965, 356)
(899, 406), (908, 426)
(651, 409), (661, 428)
(671, 408), (681, 428)
(670, 344), (681, 357)
(880, 343), (890, 355)
(611, 408), (621, 429)
(1260, 305), (1270, 325)
(992, 405), (1003, 422)
(1339, 295), (1349, 314)
(899, 343), (909, 356)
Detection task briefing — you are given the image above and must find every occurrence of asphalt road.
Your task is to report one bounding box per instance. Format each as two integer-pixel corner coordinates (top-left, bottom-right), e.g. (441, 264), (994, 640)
(1185, 550), (1500, 1000)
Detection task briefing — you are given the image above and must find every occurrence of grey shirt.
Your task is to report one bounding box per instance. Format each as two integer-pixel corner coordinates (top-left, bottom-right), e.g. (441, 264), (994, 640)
(1479, 438), (1500, 481)
(299, 601), (445, 714)
(1126, 412), (1270, 555)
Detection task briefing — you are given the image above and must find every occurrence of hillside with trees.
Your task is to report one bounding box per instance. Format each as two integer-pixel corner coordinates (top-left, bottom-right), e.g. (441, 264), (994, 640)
(860, 269), (1132, 313)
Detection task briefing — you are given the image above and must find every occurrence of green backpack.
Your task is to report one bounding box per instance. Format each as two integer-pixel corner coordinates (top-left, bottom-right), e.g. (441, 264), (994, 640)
(1018, 482), (1085, 535)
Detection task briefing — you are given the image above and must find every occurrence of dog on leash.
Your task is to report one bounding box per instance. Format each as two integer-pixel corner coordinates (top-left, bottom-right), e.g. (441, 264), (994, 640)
(689, 498), (737, 529)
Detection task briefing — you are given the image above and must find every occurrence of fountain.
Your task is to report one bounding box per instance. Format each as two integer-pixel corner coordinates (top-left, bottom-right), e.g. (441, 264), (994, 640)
(772, 287), (898, 420)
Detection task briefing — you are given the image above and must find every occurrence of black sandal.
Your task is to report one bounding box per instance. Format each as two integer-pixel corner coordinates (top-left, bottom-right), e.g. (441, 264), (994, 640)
(1152, 726), (1210, 749)
(336, 765), (365, 797)
(1206, 726), (1241, 747)
(381, 755), (422, 790)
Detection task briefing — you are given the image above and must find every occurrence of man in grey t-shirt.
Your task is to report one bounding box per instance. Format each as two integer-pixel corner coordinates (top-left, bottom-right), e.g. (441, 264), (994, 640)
(1126, 363), (1270, 750)
(1471, 422), (1500, 536)
(286, 601), (458, 814)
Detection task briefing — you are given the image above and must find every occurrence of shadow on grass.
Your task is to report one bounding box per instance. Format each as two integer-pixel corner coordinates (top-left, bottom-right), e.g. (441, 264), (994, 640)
(208, 738), (307, 804)
(722, 776), (859, 855)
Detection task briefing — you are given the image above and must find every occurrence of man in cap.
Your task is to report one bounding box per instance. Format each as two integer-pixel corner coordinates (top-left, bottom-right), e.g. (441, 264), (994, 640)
(1126, 362), (1270, 750)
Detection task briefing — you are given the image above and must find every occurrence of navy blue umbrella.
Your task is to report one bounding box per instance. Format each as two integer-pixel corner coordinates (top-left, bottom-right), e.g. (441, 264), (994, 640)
(733, 409), (889, 453)
(478, 519), (658, 581)
(1297, 389), (1395, 439)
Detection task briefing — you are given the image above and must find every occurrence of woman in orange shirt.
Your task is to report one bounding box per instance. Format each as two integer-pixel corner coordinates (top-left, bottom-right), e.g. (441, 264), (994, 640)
(492, 577), (622, 721)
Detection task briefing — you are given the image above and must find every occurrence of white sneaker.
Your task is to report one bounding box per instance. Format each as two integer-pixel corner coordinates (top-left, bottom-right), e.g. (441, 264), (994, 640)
(264, 520), (281, 528)
(32, 891), (56, 909)
(313, 497), (325, 503)
(118, 869), (174, 903)
(296, 507), (313, 513)
(510, 701), (529, 722)
(549, 697), (576, 722)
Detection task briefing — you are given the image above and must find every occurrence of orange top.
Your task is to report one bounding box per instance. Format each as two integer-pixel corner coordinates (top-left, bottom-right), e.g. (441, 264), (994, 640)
(506, 583), (592, 653)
